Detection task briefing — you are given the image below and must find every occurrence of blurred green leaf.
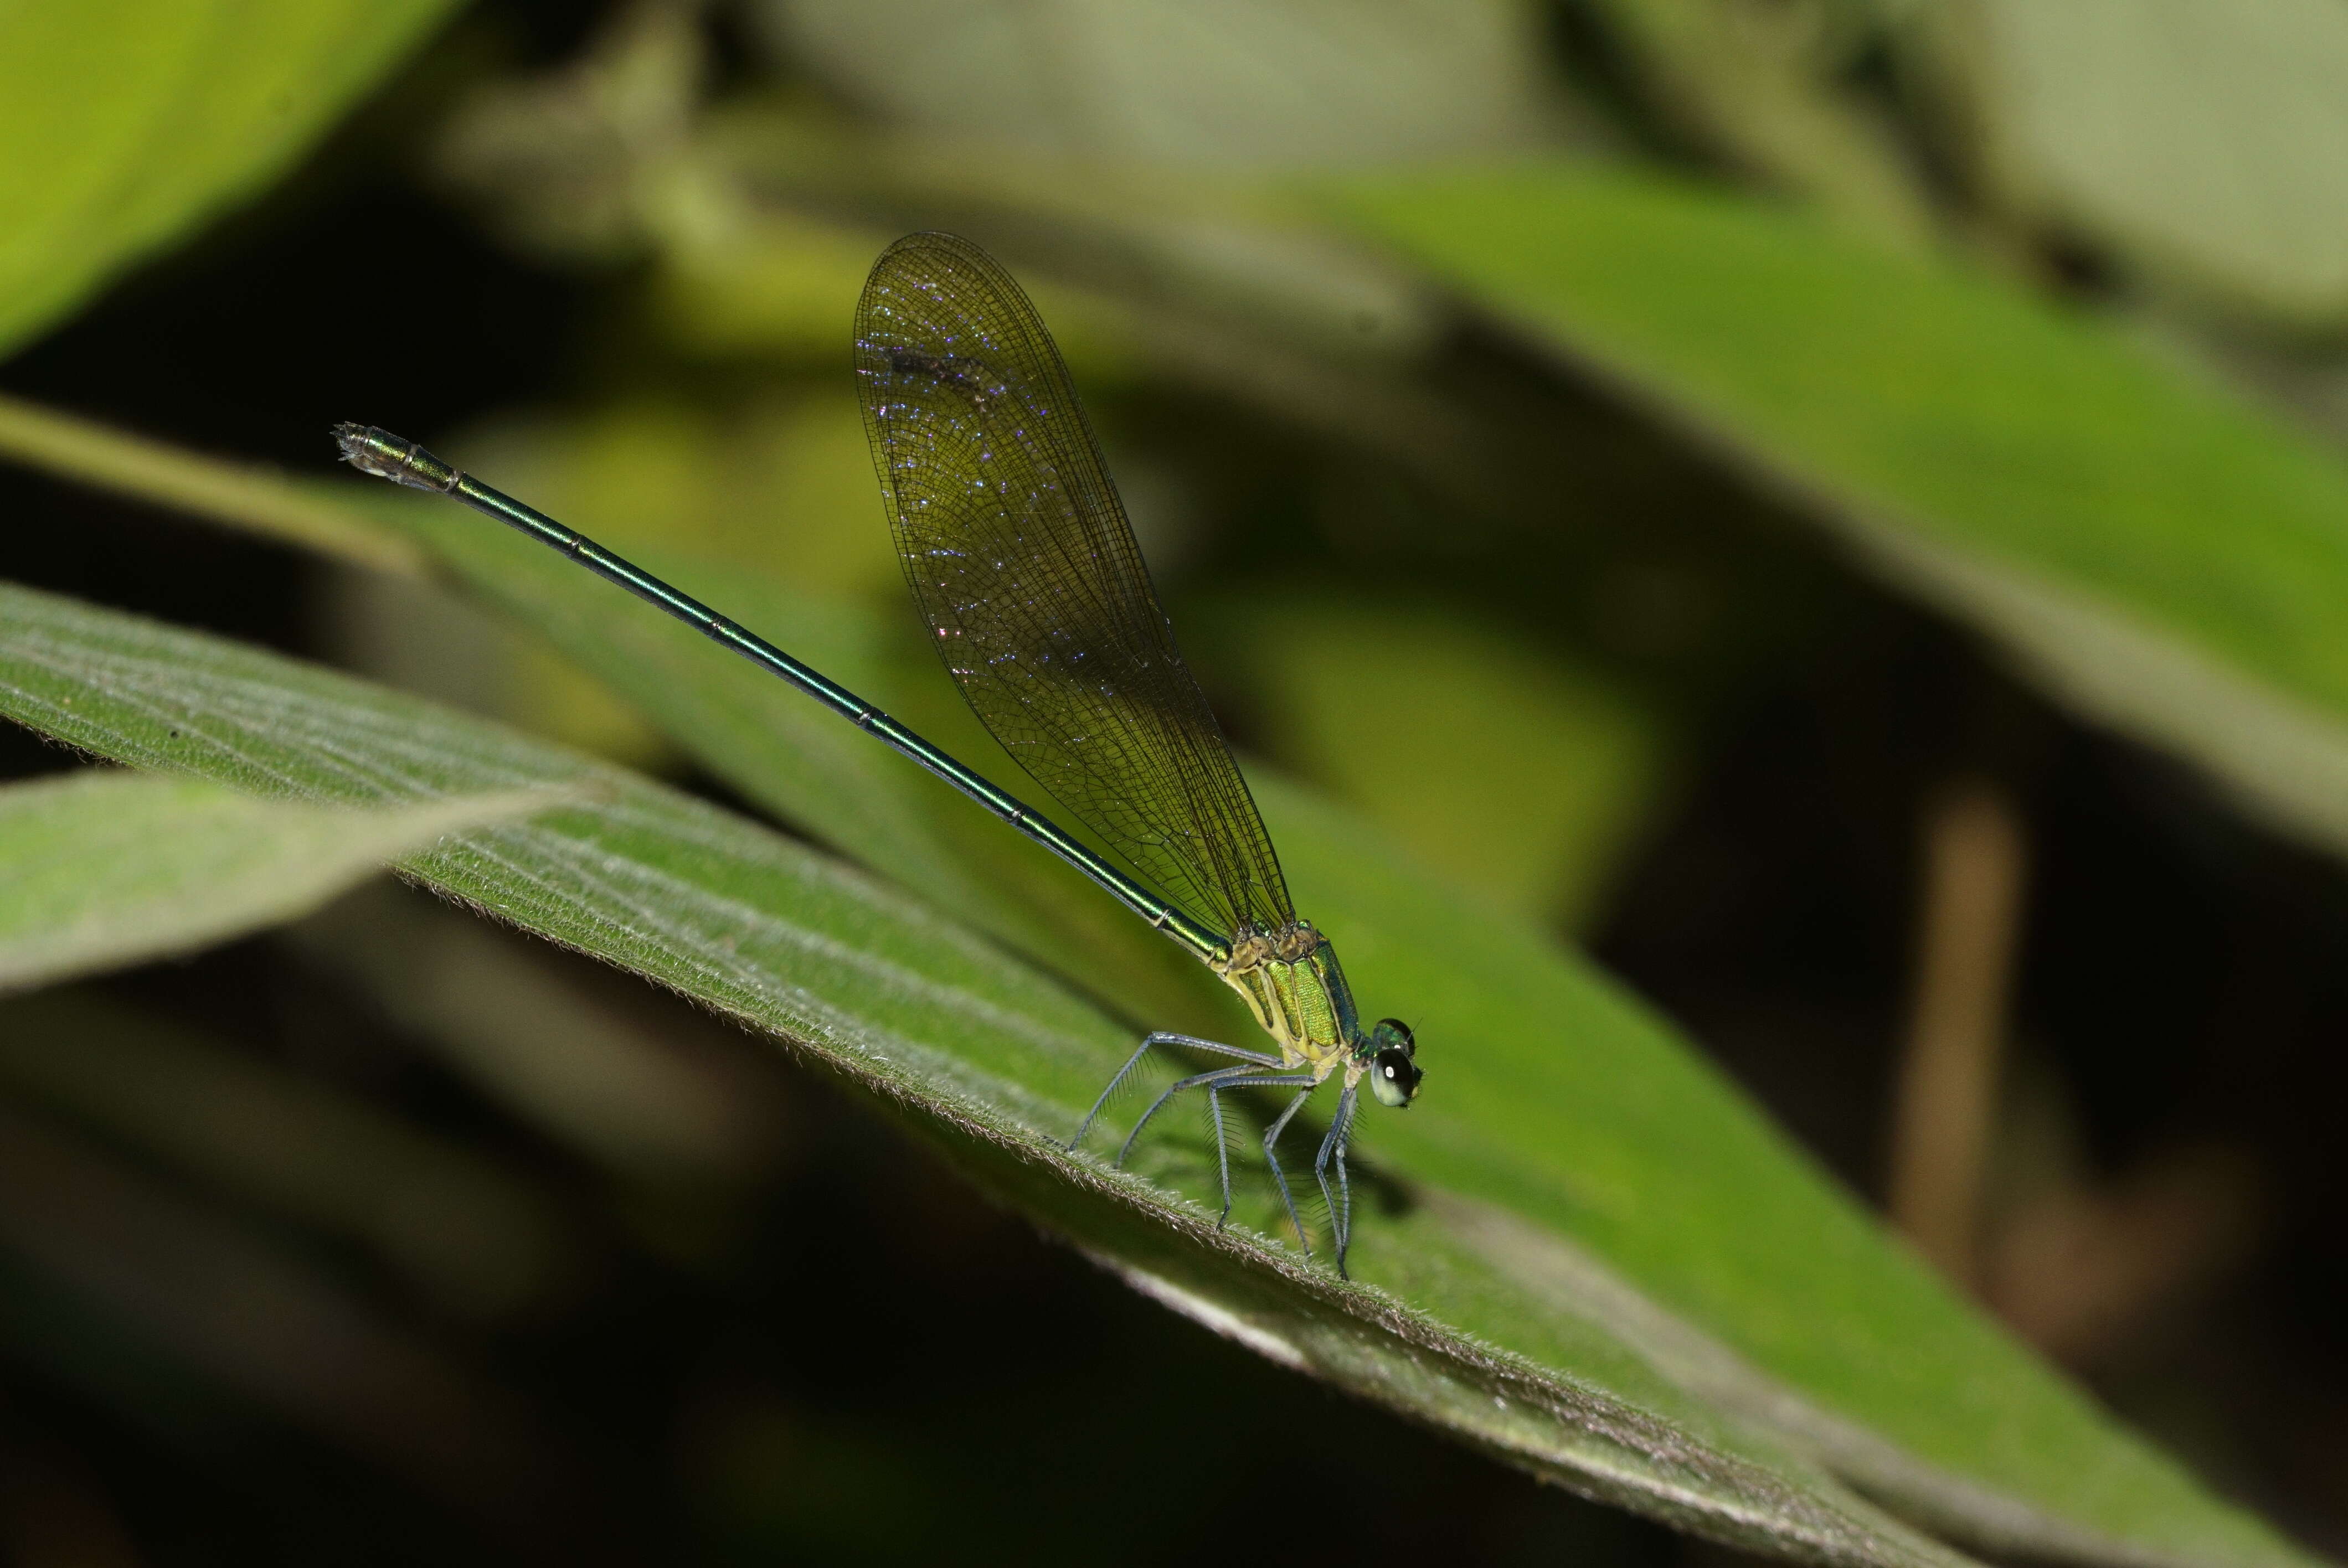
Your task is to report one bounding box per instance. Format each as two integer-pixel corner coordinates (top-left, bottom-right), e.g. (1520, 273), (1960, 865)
(1331, 165), (2348, 875)
(456, 396), (897, 601)
(0, 395), (427, 575)
(646, 203), (915, 363)
(1578, 0), (1939, 251)
(753, 0), (1563, 169)
(0, 0), (458, 357)
(1191, 591), (1672, 929)
(0, 768), (550, 993)
(0, 578), (2032, 1568)
(289, 883), (788, 1188)
(434, 12), (1456, 377)
(1915, 0), (2348, 326)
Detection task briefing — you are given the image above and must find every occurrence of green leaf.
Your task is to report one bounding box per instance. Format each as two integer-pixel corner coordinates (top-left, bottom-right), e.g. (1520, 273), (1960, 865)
(1327, 164), (2348, 878)
(0, 395), (427, 576)
(288, 882), (790, 1185)
(0, 767), (550, 994)
(0, 578), (2006, 1568)
(361, 496), (2304, 1567)
(1188, 590), (1673, 929)
(1574, 0), (1940, 252)
(756, 0), (1558, 169)
(0, 0), (457, 358)
(1913, 0), (2348, 326)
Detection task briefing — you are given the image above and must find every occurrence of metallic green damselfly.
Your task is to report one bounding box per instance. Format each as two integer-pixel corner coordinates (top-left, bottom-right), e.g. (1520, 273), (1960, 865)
(336, 231), (1420, 1275)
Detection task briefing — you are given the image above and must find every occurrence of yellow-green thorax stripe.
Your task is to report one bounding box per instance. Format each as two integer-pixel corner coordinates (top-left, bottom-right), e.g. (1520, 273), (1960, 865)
(1214, 921), (1364, 1073)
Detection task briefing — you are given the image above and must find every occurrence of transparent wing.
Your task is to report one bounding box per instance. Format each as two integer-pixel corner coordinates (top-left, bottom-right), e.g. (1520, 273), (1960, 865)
(853, 231), (1291, 940)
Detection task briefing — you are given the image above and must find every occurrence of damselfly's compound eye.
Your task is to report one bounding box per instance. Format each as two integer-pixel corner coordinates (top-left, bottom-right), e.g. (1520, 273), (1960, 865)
(1371, 1044), (1422, 1108)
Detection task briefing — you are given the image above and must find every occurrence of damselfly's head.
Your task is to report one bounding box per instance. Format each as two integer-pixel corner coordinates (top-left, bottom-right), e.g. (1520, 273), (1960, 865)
(1367, 1018), (1422, 1108)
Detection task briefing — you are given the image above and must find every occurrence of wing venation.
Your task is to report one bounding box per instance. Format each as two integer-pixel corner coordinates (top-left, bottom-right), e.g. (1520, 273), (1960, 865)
(853, 231), (1292, 940)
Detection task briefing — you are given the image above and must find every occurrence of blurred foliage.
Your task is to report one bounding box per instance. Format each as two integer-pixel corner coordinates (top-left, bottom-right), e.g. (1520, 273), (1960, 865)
(0, 0), (460, 353)
(0, 770), (552, 993)
(1909, 0), (2348, 329)
(1, 1), (2347, 1565)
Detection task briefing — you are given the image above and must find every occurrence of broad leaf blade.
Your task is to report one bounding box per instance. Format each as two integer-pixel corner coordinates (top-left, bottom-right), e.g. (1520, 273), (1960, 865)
(0, 577), (1988, 1568)
(1328, 165), (2348, 888)
(1265, 776), (2301, 1568)
(0, 768), (548, 992)
(1309, 168), (2348, 1564)
(369, 498), (2310, 1566)
(0, 0), (457, 357)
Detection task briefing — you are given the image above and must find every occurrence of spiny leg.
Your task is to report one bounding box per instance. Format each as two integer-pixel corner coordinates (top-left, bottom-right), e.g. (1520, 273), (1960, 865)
(1118, 1063), (1266, 1168)
(1069, 1032), (1280, 1153)
(1202, 1074), (1316, 1230)
(1101, 1059), (1324, 1243)
(1314, 1084), (1360, 1278)
(1259, 1083), (1324, 1252)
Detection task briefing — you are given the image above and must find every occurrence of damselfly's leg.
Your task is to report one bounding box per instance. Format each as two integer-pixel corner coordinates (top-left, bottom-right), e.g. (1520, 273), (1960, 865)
(1314, 1084), (1360, 1278)
(1258, 1084), (1324, 1252)
(1068, 1033), (1280, 1153)
(1108, 1062), (1317, 1238)
(1197, 1073), (1316, 1229)
(1118, 1063), (1261, 1168)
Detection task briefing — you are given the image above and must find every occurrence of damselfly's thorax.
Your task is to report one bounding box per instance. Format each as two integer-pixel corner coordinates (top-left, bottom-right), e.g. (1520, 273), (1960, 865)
(1214, 921), (1358, 1070)
(1214, 923), (1421, 1105)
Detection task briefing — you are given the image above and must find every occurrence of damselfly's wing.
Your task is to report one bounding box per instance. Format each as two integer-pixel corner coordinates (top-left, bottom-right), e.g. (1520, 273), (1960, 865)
(854, 231), (1292, 941)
